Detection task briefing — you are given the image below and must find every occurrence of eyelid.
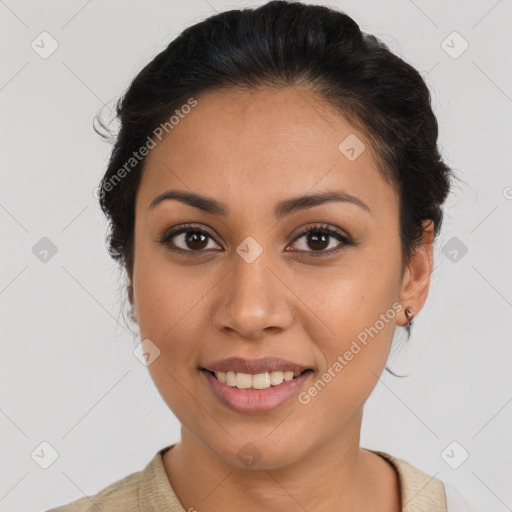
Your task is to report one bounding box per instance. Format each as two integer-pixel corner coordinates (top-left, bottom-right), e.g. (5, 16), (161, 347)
(287, 223), (352, 255)
(291, 222), (350, 242)
(159, 222), (352, 256)
(159, 223), (222, 251)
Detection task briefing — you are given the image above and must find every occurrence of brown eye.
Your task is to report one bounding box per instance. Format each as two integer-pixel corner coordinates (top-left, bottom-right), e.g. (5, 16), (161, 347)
(288, 224), (352, 256)
(159, 224), (221, 253)
(183, 231), (209, 250)
(305, 232), (330, 251)
(159, 222), (352, 257)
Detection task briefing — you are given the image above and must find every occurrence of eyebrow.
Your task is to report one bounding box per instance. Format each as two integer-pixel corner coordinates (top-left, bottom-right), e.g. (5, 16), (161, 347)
(149, 189), (371, 218)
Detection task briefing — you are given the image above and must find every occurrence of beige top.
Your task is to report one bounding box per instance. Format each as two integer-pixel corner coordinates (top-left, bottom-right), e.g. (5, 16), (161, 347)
(47, 444), (448, 511)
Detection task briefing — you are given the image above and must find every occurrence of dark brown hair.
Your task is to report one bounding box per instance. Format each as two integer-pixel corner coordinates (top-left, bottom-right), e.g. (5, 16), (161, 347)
(97, 0), (453, 307)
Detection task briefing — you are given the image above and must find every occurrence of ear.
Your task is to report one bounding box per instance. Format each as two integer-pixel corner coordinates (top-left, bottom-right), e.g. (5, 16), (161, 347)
(127, 275), (137, 324)
(128, 279), (134, 306)
(398, 220), (434, 326)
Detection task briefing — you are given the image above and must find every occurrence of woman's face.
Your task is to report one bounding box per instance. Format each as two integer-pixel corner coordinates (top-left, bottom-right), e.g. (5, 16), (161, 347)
(131, 86), (431, 468)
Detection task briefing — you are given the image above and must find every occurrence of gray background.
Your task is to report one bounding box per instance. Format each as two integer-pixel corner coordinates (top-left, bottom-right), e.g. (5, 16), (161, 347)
(1, 1), (511, 511)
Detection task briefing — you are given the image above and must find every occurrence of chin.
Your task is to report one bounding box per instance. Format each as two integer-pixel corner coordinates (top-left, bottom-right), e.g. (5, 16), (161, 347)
(207, 433), (307, 471)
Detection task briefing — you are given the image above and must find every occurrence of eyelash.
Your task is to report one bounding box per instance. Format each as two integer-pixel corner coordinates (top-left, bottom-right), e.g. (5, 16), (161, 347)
(158, 222), (352, 257)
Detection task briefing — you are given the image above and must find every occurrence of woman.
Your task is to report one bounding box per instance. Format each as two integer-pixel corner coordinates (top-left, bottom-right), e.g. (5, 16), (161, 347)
(48, 1), (478, 510)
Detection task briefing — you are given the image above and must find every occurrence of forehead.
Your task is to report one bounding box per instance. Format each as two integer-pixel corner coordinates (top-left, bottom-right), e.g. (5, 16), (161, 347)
(137, 86), (398, 218)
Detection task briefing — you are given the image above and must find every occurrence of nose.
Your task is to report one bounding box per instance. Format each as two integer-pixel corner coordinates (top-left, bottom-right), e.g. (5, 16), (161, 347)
(212, 247), (294, 340)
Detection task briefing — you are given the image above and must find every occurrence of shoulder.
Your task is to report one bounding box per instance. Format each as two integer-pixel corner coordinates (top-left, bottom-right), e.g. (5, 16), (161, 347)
(368, 449), (480, 512)
(46, 446), (185, 512)
(46, 466), (143, 512)
(369, 449), (447, 511)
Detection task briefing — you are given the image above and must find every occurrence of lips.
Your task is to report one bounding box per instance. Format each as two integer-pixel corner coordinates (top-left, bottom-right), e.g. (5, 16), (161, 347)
(201, 356), (311, 374)
(201, 366), (313, 413)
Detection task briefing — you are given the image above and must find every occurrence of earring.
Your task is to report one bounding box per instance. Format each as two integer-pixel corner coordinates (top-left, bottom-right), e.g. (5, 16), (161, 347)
(404, 306), (415, 340)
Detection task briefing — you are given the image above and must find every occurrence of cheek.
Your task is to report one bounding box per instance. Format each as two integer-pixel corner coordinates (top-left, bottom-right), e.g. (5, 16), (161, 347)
(134, 264), (211, 354)
(132, 250), (228, 405)
(132, 227), (205, 339)
(133, 264), (209, 418)
(294, 248), (401, 411)
(289, 239), (401, 340)
(298, 293), (398, 435)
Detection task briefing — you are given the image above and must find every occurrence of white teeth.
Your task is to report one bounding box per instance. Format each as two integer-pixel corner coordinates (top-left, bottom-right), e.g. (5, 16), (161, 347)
(236, 373), (252, 389)
(269, 371), (284, 385)
(212, 370), (304, 389)
(252, 372), (271, 389)
(226, 371), (237, 386)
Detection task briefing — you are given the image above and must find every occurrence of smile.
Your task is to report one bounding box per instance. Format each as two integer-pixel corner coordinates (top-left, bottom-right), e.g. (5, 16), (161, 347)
(201, 368), (314, 414)
(207, 369), (308, 390)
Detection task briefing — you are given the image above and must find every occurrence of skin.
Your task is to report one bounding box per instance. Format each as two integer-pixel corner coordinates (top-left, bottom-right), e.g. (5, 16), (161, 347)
(130, 86), (434, 512)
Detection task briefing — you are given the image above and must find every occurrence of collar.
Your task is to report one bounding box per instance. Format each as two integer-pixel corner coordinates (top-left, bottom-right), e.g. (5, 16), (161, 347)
(139, 445), (447, 512)
(369, 449), (447, 511)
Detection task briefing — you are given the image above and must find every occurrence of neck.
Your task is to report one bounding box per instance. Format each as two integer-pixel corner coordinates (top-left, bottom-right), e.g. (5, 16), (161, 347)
(162, 410), (401, 512)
